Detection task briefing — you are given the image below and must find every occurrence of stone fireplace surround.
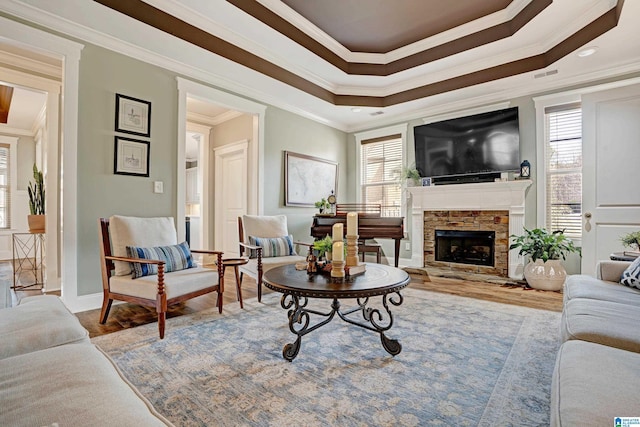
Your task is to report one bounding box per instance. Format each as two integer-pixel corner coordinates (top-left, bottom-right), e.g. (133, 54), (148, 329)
(407, 180), (532, 279)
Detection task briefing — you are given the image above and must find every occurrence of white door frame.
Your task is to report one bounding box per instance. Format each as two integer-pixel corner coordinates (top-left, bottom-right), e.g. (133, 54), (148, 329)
(214, 140), (248, 254)
(0, 16), (84, 310)
(185, 122), (211, 248)
(176, 78), (266, 247)
(534, 76), (640, 275)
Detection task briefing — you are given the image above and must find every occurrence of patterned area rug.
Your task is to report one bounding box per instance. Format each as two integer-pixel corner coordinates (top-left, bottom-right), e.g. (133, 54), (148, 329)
(93, 287), (561, 426)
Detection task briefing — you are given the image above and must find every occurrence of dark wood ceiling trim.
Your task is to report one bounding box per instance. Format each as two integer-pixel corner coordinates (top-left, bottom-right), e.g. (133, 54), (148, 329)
(337, 4), (625, 107)
(92, 0), (623, 108)
(229, 0), (551, 77)
(93, 0), (335, 104)
(0, 85), (14, 124)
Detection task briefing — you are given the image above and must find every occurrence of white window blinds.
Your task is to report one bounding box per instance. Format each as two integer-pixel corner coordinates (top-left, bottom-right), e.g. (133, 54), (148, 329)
(361, 135), (402, 217)
(545, 105), (582, 239)
(0, 144), (9, 229)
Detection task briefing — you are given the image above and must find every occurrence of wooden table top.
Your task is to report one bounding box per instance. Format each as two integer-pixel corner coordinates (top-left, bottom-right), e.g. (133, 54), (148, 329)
(262, 263), (410, 299)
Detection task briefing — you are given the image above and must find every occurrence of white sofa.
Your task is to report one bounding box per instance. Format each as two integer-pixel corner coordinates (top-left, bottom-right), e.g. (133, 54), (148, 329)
(0, 295), (172, 426)
(551, 260), (640, 426)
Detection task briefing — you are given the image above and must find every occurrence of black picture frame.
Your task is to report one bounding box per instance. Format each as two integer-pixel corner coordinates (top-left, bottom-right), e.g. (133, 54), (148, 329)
(115, 93), (151, 137)
(114, 136), (150, 177)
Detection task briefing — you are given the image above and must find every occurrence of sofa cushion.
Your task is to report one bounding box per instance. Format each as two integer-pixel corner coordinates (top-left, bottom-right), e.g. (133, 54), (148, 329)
(126, 241), (196, 278)
(109, 266), (219, 300)
(241, 215), (289, 240)
(0, 295), (89, 360)
(248, 235), (295, 258)
(551, 340), (640, 427)
(109, 215), (177, 276)
(564, 274), (640, 305)
(620, 256), (640, 288)
(0, 344), (172, 426)
(561, 298), (640, 352)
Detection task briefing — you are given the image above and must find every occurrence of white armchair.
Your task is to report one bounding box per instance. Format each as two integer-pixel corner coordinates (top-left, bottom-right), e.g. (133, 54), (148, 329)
(237, 214), (311, 302)
(99, 215), (223, 338)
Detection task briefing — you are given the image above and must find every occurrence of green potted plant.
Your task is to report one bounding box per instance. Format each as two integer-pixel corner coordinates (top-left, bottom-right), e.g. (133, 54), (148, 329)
(621, 231), (640, 253)
(400, 165), (421, 186)
(314, 198), (329, 214)
(509, 228), (581, 290)
(313, 235), (333, 260)
(27, 164), (45, 232)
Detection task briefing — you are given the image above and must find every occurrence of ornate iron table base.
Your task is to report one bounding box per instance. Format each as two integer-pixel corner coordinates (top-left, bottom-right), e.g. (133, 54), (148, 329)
(280, 292), (404, 361)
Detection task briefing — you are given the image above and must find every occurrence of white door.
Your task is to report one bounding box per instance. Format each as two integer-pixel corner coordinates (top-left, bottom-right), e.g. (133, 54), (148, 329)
(214, 140), (248, 257)
(581, 83), (640, 274)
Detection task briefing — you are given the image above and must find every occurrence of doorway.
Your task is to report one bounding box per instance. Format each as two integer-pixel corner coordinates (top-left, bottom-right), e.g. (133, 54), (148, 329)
(177, 78), (266, 254)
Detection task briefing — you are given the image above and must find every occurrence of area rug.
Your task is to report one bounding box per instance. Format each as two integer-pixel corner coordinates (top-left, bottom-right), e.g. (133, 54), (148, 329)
(93, 287), (561, 426)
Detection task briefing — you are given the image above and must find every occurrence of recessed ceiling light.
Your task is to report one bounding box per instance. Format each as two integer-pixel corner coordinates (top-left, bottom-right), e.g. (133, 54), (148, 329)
(577, 46), (598, 57)
(351, 107), (362, 113)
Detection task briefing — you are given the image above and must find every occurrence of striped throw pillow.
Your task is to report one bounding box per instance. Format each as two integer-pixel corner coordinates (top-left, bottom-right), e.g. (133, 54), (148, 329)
(126, 241), (197, 279)
(248, 235), (295, 258)
(621, 256), (640, 289)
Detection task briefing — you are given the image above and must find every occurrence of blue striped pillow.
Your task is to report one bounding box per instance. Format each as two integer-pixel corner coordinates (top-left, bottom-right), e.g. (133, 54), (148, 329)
(126, 241), (197, 279)
(621, 257), (640, 289)
(248, 235), (295, 258)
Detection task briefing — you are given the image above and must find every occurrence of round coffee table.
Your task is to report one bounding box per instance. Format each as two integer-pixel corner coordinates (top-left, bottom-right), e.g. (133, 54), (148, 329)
(263, 263), (410, 361)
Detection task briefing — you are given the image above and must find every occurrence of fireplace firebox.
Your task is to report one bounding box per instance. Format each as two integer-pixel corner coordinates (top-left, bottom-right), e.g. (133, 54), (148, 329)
(435, 230), (495, 267)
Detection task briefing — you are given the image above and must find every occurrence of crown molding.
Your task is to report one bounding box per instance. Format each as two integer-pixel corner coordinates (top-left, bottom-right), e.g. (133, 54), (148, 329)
(186, 110), (244, 127)
(0, 124), (33, 136)
(0, 50), (62, 80)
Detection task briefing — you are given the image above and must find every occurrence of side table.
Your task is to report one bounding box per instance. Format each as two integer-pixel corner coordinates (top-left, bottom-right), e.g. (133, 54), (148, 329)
(220, 257), (249, 309)
(12, 232), (45, 291)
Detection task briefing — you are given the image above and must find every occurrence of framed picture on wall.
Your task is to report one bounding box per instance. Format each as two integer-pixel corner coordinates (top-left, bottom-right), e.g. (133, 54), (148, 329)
(115, 93), (151, 137)
(285, 151), (338, 206)
(114, 136), (150, 177)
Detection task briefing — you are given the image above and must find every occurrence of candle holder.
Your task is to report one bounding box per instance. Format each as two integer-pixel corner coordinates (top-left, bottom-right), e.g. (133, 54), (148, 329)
(331, 259), (345, 278)
(346, 234), (359, 267)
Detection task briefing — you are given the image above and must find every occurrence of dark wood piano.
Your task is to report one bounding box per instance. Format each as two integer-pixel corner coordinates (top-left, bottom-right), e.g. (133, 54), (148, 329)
(310, 205), (404, 267)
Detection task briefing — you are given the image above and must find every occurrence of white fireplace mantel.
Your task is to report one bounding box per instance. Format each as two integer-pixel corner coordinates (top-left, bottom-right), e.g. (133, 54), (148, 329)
(407, 180), (532, 278)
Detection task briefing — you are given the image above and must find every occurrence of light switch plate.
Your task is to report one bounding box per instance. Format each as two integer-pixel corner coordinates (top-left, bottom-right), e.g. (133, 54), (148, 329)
(153, 181), (163, 193)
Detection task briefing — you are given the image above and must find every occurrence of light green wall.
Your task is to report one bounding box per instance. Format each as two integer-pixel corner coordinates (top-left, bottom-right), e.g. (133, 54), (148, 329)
(263, 106), (348, 242)
(77, 44), (179, 296)
(16, 136), (35, 191)
(75, 44), (348, 296)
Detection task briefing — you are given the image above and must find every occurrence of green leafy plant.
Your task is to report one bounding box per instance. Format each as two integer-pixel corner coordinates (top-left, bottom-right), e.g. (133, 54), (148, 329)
(314, 198), (329, 212)
(621, 231), (640, 250)
(509, 228), (580, 262)
(400, 165), (421, 182)
(27, 164), (45, 215)
(312, 235), (333, 258)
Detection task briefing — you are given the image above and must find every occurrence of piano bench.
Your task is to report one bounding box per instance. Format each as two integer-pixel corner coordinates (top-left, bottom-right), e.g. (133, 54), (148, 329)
(359, 243), (381, 264)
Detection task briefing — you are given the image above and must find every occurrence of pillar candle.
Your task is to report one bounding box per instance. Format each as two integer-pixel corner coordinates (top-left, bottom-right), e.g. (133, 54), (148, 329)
(332, 241), (344, 261)
(332, 223), (343, 243)
(347, 212), (358, 236)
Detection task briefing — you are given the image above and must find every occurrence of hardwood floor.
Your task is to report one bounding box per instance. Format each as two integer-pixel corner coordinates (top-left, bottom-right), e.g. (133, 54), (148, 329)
(68, 268), (562, 338)
(4, 260), (562, 338)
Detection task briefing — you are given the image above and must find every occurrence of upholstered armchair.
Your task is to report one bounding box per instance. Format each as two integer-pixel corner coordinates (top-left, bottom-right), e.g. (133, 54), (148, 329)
(237, 214), (311, 302)
(99, 215), (224, 339)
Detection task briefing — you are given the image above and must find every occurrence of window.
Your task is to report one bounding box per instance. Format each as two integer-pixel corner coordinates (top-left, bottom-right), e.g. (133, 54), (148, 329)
(544, 104), (582, 239)
(0, 143), (9, 228)
(361, 135), (402, 217)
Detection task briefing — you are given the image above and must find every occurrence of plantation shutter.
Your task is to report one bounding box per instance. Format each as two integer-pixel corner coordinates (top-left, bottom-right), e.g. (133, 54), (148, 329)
(361, 135), (402, 217)
(545, 104), (582, 239)
(0, 144), (9, 229)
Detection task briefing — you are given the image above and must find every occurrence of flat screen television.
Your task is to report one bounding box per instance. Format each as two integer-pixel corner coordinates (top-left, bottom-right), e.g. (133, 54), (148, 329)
(414, 107), (520, 184)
